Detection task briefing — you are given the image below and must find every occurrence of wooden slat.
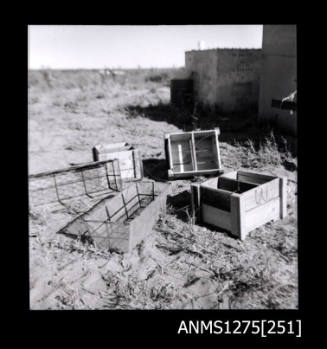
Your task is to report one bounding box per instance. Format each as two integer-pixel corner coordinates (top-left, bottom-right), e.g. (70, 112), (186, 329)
(133, 150), (144, 179)
(201, 186), (231, 211)
(93, 142), (129, 155)
(191, 184), (201, 222)
(178, 144), (184, 172)
(201, 204), (232, 231)
(165, 129), (222, 178)
(167, 137), (173, 169)
(171, 139), (193, 173)
(215, 129), (222, 170)
(218, 177), (257, 193)
(169, 133), (192, 142)
(237, 171), (276, 185)
(220, 171), (237, 180)
(201, 177), (218, 188)
(243, 197), (280, 233)
(194, 132), (216, 171)
(230, 194), (241, 238)
(191, 132), (198, 171)
(167, 168), (222, 179)
(241, 178), (280, 211)
(279, 177), (287, 219)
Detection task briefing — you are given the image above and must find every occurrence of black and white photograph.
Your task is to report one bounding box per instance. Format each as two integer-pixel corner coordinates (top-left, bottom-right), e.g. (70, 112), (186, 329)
(28, 25), (297, 311)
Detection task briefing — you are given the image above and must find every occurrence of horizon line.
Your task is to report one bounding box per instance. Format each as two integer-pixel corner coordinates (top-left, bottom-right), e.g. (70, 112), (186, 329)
(28, 66), (186, 71)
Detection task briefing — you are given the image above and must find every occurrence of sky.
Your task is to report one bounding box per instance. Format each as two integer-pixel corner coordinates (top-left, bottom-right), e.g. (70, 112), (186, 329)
(28, 25), (263, 69)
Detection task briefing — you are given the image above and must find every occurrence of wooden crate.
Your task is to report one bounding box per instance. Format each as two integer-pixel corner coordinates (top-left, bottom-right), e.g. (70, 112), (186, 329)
(92, 142), (143, 181)
(57, 181), (171, 253)
(191, 170), (287, 240)
(164, 129), (223, 179)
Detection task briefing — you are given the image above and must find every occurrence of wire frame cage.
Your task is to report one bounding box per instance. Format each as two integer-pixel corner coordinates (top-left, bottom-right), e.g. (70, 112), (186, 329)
(58, 181), (171, 253)
(29, 159), (122, 210)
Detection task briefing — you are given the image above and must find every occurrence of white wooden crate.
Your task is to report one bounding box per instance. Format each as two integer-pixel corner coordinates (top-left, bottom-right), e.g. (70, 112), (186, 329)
(191, 170), (287, 240)
(164, 129), (223, 179)
(92, 142), (143, 181)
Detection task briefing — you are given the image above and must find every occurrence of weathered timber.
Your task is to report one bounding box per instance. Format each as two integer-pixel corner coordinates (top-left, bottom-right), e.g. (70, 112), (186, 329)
(92, 142), (143, 181)
(165, 129), (223, 179)
(191, 170), (287, 240)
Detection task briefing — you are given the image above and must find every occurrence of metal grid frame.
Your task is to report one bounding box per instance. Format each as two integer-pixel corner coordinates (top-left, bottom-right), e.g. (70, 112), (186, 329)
(29, 159), (122, 208)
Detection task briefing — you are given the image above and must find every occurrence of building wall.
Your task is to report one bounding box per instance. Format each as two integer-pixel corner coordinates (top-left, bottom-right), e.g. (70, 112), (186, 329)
(185, 49), (262, 113)
(185, 50), (218, 107)
(215, 50), (262, 113)
(258, 25), (297, 135)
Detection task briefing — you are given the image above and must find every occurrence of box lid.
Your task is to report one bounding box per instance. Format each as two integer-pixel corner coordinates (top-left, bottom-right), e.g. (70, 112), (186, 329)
(93, 142), (134, 154)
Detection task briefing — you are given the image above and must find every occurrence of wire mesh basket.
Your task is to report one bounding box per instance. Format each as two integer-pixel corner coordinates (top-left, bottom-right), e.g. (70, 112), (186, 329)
(57, 181), (171, 253)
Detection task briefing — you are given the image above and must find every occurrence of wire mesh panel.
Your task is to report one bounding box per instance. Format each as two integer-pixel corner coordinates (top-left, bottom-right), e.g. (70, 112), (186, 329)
(29, 159), (122, 208)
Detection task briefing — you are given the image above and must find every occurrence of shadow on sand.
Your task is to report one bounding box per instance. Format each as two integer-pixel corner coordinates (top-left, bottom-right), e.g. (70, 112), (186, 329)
(126, 102), (297, 156)
(142, 158), (168, 182)
(167, 190), (192, 223)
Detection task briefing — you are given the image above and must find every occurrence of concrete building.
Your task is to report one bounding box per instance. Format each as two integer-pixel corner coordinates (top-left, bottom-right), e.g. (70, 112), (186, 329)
(258, 25), (297, 135)
(185, 48), (262, 113)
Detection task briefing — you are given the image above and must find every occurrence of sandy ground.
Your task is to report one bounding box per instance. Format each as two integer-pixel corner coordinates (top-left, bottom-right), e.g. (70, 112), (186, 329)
(28, 70), (298, 309)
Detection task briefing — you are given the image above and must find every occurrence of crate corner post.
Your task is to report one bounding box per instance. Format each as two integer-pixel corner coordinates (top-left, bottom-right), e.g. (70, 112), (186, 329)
(92, 146), (99, 161)
(230, 193), (247, 240)
(191, 183), (201, 223)
(230, 193), (240, 239)
(164, 134), (173, 173)
(134, 149), (144, 180)
(215, 128), (222, 171)
(279, 176), (288, 219)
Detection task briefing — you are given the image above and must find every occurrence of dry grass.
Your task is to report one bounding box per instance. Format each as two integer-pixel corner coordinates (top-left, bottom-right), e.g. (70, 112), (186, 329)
(231, 131), (296, 169)
(28, 68), (298, 310)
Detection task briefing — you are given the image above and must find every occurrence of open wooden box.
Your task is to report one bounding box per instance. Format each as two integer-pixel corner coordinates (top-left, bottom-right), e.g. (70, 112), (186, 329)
(58, 181), (171, 253)
(191, 170), (287, 240)
(164, 129), (223, 179)
(92, 142), (143, 181)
